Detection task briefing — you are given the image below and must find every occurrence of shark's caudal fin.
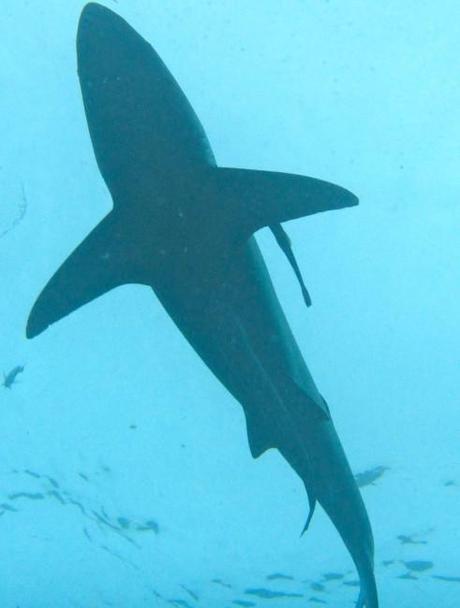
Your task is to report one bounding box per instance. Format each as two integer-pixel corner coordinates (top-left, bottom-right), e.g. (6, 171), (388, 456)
(26, 211), (146, 338)
(77, 3), (215, 200)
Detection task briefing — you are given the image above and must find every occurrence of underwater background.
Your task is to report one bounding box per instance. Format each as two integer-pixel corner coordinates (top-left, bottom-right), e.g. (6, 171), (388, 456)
(1, 1), (459, 606)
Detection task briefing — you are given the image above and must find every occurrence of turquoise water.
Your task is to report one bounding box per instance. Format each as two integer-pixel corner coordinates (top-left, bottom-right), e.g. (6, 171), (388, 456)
(1, 2), (459, 607)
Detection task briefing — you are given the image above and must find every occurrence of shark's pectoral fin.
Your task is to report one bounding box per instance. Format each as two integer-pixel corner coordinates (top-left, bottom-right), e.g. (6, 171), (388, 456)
(211, 167), (358, 238)
(26, 211), (145, 338)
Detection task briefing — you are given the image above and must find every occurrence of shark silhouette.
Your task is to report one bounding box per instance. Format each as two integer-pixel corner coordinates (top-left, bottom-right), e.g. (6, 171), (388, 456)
(26, 4), (378, 607)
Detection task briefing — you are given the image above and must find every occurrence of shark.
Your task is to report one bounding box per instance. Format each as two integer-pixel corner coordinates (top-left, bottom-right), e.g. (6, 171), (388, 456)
(26, 4), (378, 607)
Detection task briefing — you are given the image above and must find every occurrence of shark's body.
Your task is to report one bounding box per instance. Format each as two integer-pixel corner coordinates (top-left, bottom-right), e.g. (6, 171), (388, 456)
(27, 4), (378, 606)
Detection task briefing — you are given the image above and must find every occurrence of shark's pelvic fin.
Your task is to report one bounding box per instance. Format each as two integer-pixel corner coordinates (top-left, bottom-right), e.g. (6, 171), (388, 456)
(26, 211), (145, 338)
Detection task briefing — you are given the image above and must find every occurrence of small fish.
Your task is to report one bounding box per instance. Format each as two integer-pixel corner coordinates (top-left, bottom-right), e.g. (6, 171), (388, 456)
(180, 586), (199, 601)
(403, 560), (434, 572)
(117, 517), (131, 529)
(266, 573), (294, 581)
(168, 600), (193, 608)
(443, 480), (456, 487)
(309, 598), (327, 605)
(8, 492), (44, 501)
(322, 572), (344, 581)
(0, 503), (18, 512)
(432, 575), (460, 583)
(43, 475), (60, 488)
(211, 579), (232, 589)
(343, 580), (360, 587)
(354, 465), (389, 488)
(382, 560), (395, 567)
(310, 582), (326, 592)
(136, 519), (159, 533)
(2, 365), (24, 389)
(23, 469), (41, 479)
(232, 601), (256, 608)
(397, 534), (427, 545)
(244, 588), (303, 599)
(397, 573), (418, 580)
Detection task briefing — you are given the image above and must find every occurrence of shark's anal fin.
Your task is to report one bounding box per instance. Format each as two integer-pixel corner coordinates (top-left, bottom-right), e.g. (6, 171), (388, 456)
(270, 223), (312, 308)
(211, 167), (358, 241)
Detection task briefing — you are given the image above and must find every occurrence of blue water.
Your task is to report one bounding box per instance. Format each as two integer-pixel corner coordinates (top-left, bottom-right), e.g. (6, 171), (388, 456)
(1, 2), (459, 607)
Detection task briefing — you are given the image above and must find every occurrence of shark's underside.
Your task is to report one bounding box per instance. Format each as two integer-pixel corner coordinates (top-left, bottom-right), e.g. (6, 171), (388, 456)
(26, 4), (378, 607)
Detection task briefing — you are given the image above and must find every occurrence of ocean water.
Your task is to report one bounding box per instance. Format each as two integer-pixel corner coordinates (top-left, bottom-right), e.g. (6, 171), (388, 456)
(1, 1), (459, 607)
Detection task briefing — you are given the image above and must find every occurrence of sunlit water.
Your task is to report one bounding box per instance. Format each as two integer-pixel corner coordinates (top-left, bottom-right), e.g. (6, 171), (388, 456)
(1, 2), (459, 607)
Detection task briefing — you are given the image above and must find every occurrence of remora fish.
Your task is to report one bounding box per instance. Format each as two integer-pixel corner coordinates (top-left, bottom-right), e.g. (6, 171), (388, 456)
(26, 4), (378, 607)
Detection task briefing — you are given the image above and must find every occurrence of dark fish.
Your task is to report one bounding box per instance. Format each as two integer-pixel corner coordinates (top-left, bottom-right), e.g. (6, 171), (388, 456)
(8, 492), (45, 501)
(232, 601), (256, 608)
(180, 586), (199, 601)
(117, 516), (131, 529)
(432, 575), (460, 583)
(0, 503), (18, 512)
(2, 365), (24, 389)
(354, 466), (389, 488)
(343, 580), (360, 587)
(403, 560), (433, 572)
(322, 572), (344, 581)
(168, 600), (193, 608)
(397, 534), (427, 545)
(266, 573), (295, 581)
(136, 518), (159, 533)
(245, 588), (303, 599)
(23, 469), (41, 479)
(397, 573), (418, 580)
(310, 582), (326, 592)
(211, 579), (232, 589)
